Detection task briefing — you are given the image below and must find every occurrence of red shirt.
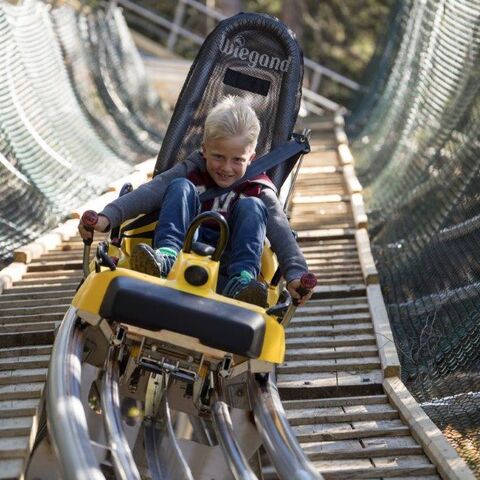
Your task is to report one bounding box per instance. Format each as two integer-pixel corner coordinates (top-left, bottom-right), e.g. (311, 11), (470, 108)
(187, 167), (275, 221)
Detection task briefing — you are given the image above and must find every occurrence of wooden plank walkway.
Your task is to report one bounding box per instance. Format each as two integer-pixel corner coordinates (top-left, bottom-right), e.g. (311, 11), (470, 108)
(275, 119), (443, 479)
(0, 245), (81, 479)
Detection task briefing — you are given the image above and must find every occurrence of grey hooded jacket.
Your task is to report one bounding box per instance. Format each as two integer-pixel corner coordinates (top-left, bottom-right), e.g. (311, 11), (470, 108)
(100, 152), (307, 282)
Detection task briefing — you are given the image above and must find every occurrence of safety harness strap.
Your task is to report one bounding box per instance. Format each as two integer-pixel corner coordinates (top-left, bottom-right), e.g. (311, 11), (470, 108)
(121, 135), (309, 234)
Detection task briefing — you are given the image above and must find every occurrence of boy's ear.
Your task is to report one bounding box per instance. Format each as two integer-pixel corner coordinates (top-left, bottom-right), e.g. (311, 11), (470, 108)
(201, 142), (206, 155)
(249, 152), (256, 163)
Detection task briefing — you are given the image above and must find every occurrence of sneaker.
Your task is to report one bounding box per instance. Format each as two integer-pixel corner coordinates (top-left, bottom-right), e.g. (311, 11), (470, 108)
(222, 271), (267, 307)
(130, 243), (177, 278)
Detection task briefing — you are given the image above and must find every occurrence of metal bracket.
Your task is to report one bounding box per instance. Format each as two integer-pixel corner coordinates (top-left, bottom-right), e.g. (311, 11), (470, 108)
(98, 318), (115, 343)
(77, 308), (101, 326)
(249, 359), (275, 374)
(218, 354), (233, 378)
(139, 356), (197, 384)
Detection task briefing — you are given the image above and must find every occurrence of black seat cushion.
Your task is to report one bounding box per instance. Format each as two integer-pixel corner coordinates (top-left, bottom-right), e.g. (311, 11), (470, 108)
(99, 277), (266, 358)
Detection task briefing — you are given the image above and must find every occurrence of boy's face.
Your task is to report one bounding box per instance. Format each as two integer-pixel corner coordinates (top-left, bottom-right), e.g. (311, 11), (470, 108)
(202, 136), (256, 188)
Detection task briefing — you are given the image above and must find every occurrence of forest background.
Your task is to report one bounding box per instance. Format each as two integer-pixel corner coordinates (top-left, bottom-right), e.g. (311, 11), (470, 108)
(121, 0), (395, 104)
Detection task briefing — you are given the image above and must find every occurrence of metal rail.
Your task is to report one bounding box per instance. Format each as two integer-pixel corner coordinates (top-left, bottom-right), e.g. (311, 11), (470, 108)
(248, 373), (323, 480)
(46, 307), (105, 480)
(211, 390), (258, 480)
(144, 376), (194, 480)
(118, 0), (204, 46)
(101, 346), (141, 480)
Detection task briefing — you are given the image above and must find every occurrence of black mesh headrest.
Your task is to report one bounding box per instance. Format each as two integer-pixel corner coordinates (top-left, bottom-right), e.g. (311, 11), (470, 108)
(154, 12), (303, 190)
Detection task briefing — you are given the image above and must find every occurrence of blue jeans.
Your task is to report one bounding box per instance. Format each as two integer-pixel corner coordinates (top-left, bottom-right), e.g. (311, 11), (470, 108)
(153, 178), (268, 279)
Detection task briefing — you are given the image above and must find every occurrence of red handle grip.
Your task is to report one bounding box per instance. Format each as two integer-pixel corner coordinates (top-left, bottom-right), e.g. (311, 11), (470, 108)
(300, 272), (317, 290)
(81, 210), (98, 247)
(81, 210), (99, 230)
(295, 272), (317, 302)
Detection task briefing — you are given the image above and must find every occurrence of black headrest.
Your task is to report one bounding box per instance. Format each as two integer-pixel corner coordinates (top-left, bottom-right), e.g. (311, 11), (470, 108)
(154, 12), (303, 190)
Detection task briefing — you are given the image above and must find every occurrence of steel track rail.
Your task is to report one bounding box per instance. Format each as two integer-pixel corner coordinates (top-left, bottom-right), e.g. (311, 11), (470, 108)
(47, 315), (325, 480)
(211, 393), (258, 480)
(144, 377), (194, 480)
(247, 373), (323, 480)
(46, 306), (105, 480)
(44, 267), (323, 479)
(101, 346), (141, 480)
(48, 314), (194, 480)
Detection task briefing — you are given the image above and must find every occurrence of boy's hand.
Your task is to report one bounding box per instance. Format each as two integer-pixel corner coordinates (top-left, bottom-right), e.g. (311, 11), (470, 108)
(287, 278), (313, 307)
(78, 213), (110, 241)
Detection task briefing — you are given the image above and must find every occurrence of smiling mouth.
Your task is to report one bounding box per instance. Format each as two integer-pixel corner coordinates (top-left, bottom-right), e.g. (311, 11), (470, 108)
(216, 173), (234, 180)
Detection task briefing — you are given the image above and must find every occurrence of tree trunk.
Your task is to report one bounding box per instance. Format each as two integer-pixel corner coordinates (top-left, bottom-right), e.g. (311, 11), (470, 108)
(282, 0), (304, 44)
(215, 0), (243, 17)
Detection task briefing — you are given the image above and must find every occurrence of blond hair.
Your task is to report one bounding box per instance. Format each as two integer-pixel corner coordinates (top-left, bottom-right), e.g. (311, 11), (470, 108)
(203, 95), (260, 148)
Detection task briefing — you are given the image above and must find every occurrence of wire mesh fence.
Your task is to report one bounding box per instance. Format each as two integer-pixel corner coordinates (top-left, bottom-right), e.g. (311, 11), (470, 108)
(0, 1), (167, 266)
(348, 0), (480, 472)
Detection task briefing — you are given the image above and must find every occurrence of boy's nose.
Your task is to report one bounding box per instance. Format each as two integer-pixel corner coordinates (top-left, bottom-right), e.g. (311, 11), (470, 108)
(221, 160), (234, 171)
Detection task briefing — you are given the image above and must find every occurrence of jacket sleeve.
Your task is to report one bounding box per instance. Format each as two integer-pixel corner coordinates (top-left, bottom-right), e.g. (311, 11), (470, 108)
(260, 188), (308, 283)
(99, 154), (203, 229)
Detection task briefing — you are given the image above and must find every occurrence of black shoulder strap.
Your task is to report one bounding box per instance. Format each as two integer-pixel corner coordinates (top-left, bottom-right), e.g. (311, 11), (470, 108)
(121, 134), (309, 234)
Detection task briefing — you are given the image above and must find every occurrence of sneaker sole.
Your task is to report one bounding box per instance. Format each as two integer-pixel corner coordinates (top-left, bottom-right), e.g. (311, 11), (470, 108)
(130, 246), (161, 277)
(234, 284), (267, 308)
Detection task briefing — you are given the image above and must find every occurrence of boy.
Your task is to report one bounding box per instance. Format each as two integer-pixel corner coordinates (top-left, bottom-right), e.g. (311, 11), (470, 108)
(79, 96), (312, 307)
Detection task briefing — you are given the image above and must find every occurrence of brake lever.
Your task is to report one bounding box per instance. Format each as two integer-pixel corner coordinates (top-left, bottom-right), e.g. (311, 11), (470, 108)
(266, 290), (292, 318)
(292, 272), (317, 306)
(96, 242), (117, 271)
(81, 210), (99, 278)
(280, 273), (318, 327)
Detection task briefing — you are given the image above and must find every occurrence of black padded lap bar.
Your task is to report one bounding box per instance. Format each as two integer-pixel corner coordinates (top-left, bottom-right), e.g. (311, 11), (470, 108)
(100, 277), (266, 358)
(224, 68), (270, 96)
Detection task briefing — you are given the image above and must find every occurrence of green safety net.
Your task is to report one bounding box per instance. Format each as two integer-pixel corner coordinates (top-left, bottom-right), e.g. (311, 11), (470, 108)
(0, 2), (167, 266)
(348, 0), (480, 472)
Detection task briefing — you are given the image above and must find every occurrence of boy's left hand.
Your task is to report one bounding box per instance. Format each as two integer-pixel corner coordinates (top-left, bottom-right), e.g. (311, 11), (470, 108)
(287, 279), (313, 307)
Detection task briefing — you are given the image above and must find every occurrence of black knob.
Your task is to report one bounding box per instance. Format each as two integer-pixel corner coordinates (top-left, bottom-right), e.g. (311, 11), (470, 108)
(184, 265), (209, 286)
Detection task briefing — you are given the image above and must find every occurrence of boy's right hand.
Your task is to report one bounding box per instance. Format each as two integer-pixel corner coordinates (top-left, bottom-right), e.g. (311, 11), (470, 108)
(78, 213), (110, 241)
(287, 272), (318, 307)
